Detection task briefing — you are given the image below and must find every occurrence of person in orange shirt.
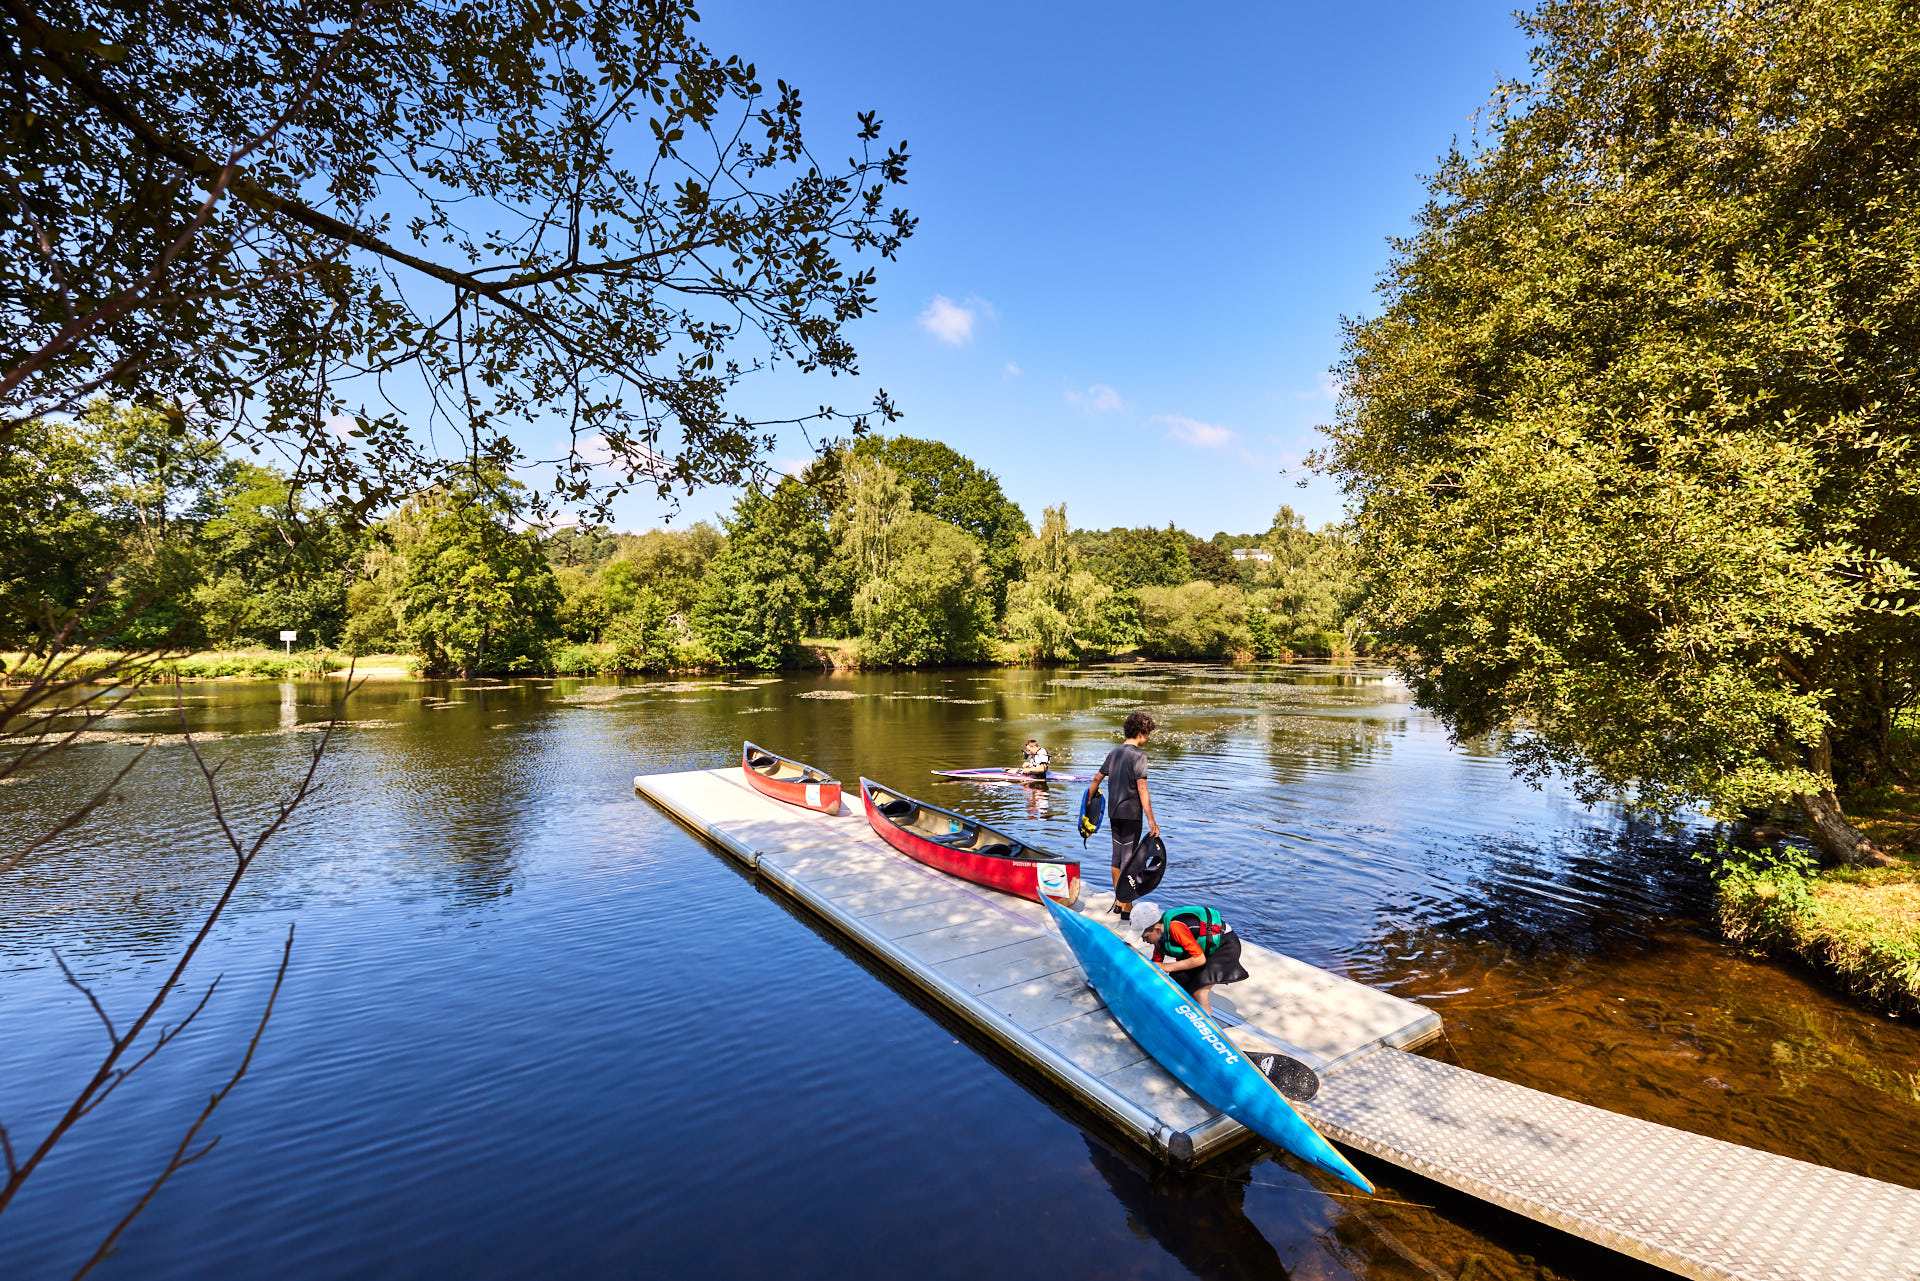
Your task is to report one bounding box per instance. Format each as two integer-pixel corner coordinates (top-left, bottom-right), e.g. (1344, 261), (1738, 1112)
(1140, 905), (1249, 1014)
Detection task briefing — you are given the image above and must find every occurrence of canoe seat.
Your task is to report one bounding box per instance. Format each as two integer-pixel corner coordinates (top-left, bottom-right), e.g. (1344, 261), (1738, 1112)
(933, 827), (978, 846)
(975, 842), (1015, 858)
(747, 751), (776, 768)
(878, 798), (917, 821)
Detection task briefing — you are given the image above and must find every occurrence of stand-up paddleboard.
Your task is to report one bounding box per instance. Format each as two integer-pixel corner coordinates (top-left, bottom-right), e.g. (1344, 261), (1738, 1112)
(1041, 896), (1373, 1193)
(933, 767), (1092, 786)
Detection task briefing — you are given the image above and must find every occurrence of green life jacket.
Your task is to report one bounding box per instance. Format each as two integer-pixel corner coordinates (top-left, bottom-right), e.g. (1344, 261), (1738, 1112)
(1155, 906), (1228, 960)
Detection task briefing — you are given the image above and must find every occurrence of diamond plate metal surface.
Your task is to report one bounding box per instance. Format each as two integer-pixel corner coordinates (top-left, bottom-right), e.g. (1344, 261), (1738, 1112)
(1307, 1049), (1920, 1281)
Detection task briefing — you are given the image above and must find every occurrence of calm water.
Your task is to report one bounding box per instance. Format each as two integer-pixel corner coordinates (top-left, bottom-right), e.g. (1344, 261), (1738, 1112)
(3, 664), (1916, 1280)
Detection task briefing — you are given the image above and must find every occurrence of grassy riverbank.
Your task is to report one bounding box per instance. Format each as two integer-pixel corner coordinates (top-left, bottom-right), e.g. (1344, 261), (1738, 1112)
(1715, 783), (1920, 1019)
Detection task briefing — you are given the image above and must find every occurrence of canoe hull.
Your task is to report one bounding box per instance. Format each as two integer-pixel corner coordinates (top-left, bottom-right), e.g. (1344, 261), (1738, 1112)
(742, 743), (842, 815)
(1041, 896), (1372, 1192)
(862, 780), (1081, 906)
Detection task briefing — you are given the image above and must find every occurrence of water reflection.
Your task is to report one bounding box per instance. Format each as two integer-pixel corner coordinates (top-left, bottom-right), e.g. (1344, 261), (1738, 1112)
(1083, 1138), (1291, 1278)
(6, 661), (1919, 1281)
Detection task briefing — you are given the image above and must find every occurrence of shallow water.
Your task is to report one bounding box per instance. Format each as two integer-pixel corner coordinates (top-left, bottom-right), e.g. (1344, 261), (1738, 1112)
(2, 664), (1915, 1280)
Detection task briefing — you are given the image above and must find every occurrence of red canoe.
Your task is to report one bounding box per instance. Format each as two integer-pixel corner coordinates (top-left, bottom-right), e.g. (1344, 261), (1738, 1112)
(743, 742), (843, 814)
(860, 778), (1080, 905)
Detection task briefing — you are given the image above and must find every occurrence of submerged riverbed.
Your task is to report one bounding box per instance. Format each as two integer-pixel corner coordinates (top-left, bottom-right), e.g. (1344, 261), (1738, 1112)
(4, 664), (1916, 1279)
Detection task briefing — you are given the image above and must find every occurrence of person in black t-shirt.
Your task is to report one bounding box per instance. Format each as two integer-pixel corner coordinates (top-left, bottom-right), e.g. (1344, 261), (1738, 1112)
(1085, 710), (1157, 921)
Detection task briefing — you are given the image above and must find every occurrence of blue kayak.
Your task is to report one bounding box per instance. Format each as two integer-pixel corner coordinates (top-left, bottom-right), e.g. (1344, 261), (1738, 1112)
(1041, 896), (1373, 1193)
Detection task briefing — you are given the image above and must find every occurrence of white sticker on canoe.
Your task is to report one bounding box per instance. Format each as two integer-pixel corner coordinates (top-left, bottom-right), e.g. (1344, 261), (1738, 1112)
(1035, 863), (1069, 898)
(805, 783), (821, 809)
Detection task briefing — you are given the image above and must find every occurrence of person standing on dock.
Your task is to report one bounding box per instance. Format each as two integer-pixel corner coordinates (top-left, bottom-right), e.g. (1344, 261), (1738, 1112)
(1141, 906), (1248, 1015)
(1087, 711), (1157, 921)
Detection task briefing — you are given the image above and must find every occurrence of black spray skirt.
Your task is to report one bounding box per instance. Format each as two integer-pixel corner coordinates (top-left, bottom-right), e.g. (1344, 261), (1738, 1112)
(1170, 933), (1248, 991)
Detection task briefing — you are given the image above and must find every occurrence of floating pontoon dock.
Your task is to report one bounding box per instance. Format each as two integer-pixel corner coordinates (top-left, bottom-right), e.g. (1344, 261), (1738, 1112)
(637, 767), (1920, 1281)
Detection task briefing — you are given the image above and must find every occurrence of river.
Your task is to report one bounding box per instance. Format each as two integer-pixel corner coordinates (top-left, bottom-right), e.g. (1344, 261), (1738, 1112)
(3, 663), (1916, 1280)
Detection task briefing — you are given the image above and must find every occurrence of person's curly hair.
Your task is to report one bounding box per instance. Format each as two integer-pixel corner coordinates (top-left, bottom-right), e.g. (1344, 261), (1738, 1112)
(1123, 711), (1157, 739)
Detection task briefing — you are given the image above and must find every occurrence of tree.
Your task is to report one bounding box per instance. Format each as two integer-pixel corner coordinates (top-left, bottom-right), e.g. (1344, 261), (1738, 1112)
(1322, 0), (1920, 865)
(0, 417), (116, 651)
(1074, 524), (1193, 591)
(1188, 539), (1243, 587)
(692, 480), (828, 669)
(853, 514), (993, 665)
(395, 483), (561, 675)
(7, 0), (914, 521)
(194, 462), (352, 648)
(1004, 504), (1114, 661)
(1138, 581), (1252, 659)
(850, 435), (1030, 616)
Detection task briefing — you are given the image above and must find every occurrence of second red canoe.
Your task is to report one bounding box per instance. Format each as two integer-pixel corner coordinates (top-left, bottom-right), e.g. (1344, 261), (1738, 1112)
(860, 777), (1080, 905)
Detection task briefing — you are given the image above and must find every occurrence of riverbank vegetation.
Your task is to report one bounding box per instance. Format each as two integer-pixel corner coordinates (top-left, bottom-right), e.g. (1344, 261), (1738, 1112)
(1322, 0), (1919, 871)
(1, 407), (1369, 683)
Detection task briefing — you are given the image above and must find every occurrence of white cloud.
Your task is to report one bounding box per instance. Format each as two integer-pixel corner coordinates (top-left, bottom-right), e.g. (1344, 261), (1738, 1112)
(1002, 362), (1023, 378)
(1067, 383), (1126, 413)
(918, 294), (994, 344)
(1154, 415), (1236, 448)
(1294, 374), (1340, 402)
(577, 433), (672, 476)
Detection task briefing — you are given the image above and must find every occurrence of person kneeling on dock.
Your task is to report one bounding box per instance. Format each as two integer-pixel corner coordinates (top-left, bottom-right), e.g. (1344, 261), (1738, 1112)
(1141, 906), (1249, 1015)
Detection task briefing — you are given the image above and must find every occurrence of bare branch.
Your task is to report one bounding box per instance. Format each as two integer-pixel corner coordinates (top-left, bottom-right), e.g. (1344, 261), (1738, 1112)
(69, 926), (295, 1281)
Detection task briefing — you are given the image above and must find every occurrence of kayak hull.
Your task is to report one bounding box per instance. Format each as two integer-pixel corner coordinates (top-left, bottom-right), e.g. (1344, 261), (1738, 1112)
(742, 742), (842, 814)
(1041, 896), (1372, 1192)
(862, 778), (1081, 906)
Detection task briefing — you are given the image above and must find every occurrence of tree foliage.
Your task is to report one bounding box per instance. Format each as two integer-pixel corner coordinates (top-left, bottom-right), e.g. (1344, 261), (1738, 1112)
(5, 0), (913, 520)
(1322, 0), (1920, 863)
(691, 479), (828, 669)
(1003, 504), (1114, 661)
(851, 435), (1029, 614)
(394, 481), (560, 675)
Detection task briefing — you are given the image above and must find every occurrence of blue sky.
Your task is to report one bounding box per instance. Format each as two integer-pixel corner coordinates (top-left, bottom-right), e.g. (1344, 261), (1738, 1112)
(602, 1), (1533, 537)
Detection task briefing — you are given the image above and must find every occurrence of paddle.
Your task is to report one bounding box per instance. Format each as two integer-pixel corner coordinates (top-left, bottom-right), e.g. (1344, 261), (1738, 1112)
(1247, 1049), (1320, 1103)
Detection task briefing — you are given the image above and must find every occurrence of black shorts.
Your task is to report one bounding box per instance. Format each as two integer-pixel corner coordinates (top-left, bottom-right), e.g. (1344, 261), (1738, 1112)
(1111, 816), (1142, 869)
(1171, 933), (1248, 992)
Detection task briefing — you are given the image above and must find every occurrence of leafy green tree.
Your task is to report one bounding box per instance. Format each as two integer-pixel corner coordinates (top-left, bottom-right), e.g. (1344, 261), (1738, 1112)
(1256, 508), (1363, 656)
(851, 436), (1030, 616)
(193, 463), (352, 648)
(542, 527), (623, 574)
(1074, 524), (1193, 591)
(602, 523), (724, 618)
(1322, 0), (1920, 865)
(831, 455), (993, 664)
(1138, 581), (1253, 659)
(1004, 504), (1115, 661)
(1188, 539), (1243, 588)
(9, 0), (914, 521)
(853, 515), (994, 665)
(395, 485), (561, 675)
(0, 418), (116, 651)
(692, 482), (828, 669)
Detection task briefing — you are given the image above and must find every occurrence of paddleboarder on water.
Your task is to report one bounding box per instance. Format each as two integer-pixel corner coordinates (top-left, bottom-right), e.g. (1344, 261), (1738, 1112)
(1018, 738), (1049, 779)
(1140, 905), (1250, 1015)
(1086, 711), (1158, 922)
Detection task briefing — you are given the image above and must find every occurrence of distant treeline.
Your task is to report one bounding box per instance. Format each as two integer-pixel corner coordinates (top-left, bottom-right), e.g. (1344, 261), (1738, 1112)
(2, 404), (1366, 675)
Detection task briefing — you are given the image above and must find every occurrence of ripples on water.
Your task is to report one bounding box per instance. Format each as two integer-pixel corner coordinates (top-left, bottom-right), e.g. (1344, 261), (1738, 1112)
(2, 665), (1915, 1280)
